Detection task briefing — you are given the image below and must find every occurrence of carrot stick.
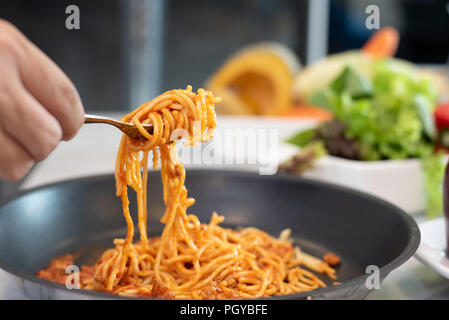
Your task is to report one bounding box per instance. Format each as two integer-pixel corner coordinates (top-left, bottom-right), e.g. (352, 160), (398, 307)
(362, 27), (399, 59)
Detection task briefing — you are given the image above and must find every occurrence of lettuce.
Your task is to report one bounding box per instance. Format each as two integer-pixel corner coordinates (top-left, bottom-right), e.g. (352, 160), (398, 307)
(421, 153), (445, 219)
(303, 60), (443, 217)
(308, 61), (437, 161)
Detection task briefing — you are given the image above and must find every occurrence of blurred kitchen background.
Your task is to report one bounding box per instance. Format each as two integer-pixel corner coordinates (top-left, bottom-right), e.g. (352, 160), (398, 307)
(0, 0), (448, 199)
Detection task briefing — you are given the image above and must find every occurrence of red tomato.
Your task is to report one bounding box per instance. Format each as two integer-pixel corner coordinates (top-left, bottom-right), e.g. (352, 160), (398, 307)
(434, 102), (449, 129)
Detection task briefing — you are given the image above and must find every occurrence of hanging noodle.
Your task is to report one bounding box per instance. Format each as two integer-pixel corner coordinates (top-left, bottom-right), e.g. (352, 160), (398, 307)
(37, 86), (338, 299)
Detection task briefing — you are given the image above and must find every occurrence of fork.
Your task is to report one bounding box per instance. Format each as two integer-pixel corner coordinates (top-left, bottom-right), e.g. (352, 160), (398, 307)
(84, 114), (153, 139)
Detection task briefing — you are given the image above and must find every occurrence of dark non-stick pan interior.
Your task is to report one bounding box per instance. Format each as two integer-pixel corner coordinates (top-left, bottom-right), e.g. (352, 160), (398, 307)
(0, 170), (420, 299)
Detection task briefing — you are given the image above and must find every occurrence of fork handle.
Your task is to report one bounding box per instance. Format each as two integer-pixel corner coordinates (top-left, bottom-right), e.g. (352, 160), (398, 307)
(84, 114), (126, 132)
(85, 114), (118, 125)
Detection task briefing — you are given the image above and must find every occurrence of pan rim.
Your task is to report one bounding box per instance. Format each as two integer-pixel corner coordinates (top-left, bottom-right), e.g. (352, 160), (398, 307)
(0, 169), (421, 300)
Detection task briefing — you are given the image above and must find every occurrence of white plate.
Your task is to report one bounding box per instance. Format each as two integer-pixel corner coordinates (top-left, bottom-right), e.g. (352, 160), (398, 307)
(302, 156), (425, 215)
(415, 217), (449, 279)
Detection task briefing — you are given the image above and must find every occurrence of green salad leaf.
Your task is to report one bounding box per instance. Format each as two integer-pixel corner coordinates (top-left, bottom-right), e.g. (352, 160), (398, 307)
(290, 59), (444, 218)
(307, 60), (437, 161)
(279, 141), (327, 174)
(414, 94), (436, 140)
(286, 128), (316, 147)
(330, 66), (373, 99)
(308, 89), (335, 111)
(421, 153), (445, 219)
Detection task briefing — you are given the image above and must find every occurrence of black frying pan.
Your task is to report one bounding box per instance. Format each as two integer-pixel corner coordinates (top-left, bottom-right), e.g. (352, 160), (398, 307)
(0, 170), (420, 299)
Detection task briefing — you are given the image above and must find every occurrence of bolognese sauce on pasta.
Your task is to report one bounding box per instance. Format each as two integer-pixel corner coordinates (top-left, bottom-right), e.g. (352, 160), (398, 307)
(37, 86), (338, 299)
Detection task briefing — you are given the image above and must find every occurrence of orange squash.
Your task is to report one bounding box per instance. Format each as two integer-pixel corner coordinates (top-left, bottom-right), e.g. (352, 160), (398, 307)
(206, 43), (301, 116)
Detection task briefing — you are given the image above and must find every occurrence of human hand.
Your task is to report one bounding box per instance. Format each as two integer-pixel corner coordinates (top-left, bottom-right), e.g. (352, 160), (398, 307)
(0, 20), (84, 181)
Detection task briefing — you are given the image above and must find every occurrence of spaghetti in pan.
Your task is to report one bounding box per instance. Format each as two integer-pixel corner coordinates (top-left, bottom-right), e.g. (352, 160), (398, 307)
(38, 86), (339, 299)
